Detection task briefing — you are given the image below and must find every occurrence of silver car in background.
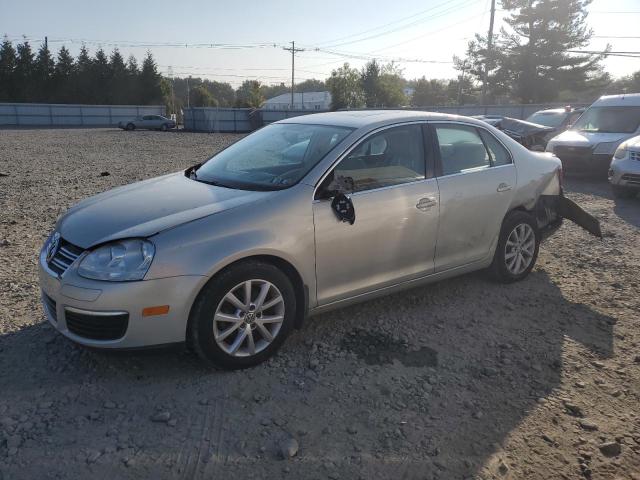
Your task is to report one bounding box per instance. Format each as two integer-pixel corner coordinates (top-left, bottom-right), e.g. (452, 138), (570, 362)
(118, 114), (176, 131)
(39, 111), (600, 369)
(609, 135), (640, 198)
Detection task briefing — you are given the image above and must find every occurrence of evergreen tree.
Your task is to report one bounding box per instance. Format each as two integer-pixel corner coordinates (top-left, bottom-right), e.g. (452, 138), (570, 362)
(499, 0), (603, 103)
(75, 45), (93, 103)
(91, 48), (110, 104)
(14, 40), (34, 102)
(125, 55), (140, 104)
(108, 48), (127, 104)
(33, 42), (55, 102)
(138, 51), (162, 104)
(53, 46), (75, 102)
(0, 37), (17, 101)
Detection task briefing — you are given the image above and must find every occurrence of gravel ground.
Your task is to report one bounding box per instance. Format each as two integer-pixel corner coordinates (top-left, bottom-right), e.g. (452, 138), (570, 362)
(0, 128), (639, 480)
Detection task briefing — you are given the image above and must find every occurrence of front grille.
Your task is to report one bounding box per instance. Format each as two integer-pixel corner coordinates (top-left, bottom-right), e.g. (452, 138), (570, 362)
(48, 238), (84, 276)
(630, 151), (640, 161)
(42, 293), (57, 322)
(65, 309), (129, 341)
(554, 145), (592, 158)
(622, 173), (640, 185)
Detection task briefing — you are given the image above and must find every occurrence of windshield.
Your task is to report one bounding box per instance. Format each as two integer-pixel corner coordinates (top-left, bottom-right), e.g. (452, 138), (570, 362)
(571, 106), (640, 134)
(526, 111), (567, 128)
(193, 123), (352, 190)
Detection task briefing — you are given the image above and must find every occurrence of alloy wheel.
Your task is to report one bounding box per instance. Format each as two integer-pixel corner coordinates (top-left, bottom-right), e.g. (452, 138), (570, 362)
(213, 279), (285, 357)
(504, 223), (535, 275)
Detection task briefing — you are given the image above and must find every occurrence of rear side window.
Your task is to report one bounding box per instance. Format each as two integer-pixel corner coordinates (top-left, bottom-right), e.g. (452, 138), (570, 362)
(478, 129), (512, 166)
(434, 125), (490, 175)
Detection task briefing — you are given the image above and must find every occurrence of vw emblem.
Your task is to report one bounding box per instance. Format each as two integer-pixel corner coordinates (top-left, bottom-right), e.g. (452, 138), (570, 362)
(46, 232), (61, 263)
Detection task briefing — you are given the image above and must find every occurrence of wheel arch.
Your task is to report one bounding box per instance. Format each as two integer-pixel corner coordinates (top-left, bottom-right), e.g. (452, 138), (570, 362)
(189, 254), (309, 333)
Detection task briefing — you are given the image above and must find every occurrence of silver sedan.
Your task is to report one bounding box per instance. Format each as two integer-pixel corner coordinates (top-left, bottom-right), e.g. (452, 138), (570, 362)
(39, 111), (601, 368)
(609, 135), (640, 198)
(118, 115), (176, 131)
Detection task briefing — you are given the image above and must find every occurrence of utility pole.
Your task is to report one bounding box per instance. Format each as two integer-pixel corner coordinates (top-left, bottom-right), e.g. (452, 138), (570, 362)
(481, 0), (496, 105)
(186, 75), (191, 109)
(283, 41), (305, 109)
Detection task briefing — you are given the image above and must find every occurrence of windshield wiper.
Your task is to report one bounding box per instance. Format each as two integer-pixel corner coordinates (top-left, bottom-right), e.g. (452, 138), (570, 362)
(186, 164), (235, 189)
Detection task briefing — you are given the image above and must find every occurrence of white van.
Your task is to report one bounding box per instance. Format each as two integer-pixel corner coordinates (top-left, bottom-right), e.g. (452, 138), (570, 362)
(546, 93), (640, 175)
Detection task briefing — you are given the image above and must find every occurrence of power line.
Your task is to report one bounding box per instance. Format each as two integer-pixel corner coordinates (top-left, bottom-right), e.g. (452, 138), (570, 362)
(315, 0), (481, 49)
(313, 0), (478, 48)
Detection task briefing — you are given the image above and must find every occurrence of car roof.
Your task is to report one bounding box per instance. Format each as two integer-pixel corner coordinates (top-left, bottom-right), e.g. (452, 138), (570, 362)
(531, 108), (566, 114)
(593, 93), (640, 107)
(276, 109), (485, 129)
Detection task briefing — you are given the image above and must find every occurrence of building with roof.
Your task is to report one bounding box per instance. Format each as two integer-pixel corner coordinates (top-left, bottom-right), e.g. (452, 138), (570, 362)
(263, 91), (331, 110)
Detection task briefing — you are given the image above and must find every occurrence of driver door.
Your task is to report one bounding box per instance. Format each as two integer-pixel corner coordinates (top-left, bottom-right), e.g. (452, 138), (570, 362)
(312, 123), (440, 306)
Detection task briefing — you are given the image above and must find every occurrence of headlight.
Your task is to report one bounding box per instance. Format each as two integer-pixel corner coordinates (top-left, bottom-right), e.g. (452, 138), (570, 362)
(613, 143), (628, 159)
(593, 142), (619, 155)
(78, 239), (155, 281)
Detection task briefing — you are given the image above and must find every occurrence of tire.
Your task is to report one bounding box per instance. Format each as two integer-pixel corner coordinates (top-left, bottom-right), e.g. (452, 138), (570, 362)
(188, 260), (296, 369)
(611, 184), (636, 199)
(126, 123), (135, 131)
(489, 210), (540, 283)
(160, 123), (168, 132)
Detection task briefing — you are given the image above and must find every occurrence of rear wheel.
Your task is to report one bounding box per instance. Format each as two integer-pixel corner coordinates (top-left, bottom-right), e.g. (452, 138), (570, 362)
(126, 123), (135, 131)
(611, 184), (636, 199)
(489, 210), (540, 283)
(188, 261), (296, 369)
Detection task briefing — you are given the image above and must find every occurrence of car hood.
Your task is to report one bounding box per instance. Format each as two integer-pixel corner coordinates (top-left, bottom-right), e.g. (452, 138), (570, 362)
(57, 172), (272, 249)
(548, 130), (630, 147)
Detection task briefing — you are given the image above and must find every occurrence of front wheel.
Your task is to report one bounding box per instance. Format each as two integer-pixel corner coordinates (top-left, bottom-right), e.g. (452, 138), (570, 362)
(160, 123), (168, 131)
(188, 261), (296, 369)
(489, 210), (540, 283)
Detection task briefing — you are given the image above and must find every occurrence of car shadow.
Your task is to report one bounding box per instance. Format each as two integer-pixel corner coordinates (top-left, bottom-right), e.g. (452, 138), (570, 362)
(0, 269), (615, 480)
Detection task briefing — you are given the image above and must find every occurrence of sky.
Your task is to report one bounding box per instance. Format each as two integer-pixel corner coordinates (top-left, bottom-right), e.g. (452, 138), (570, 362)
(2, 0), (639, 89)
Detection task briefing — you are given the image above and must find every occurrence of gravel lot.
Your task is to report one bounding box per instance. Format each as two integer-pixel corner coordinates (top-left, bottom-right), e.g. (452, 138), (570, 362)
(1, 128), (639, 480)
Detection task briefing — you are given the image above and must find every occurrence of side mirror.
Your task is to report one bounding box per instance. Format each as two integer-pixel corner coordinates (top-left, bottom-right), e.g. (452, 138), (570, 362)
(331, 193), (356, 225)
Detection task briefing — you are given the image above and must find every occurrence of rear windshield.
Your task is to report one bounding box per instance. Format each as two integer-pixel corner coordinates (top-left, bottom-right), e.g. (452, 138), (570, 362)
(572, 106), (640, 134)
(526, 111), (567, 128)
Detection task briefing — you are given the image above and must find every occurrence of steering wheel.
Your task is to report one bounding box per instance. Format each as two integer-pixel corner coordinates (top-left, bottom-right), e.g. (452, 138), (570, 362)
(271, 167), (303, 185)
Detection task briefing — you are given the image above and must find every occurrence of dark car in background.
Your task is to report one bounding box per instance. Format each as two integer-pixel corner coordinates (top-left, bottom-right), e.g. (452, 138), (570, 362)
(118, 115), (176, 131)
(525, 107), (585, 132)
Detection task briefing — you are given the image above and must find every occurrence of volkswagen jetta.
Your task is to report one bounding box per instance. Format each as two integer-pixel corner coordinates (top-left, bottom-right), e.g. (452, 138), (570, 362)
(39, 111), (600, 368)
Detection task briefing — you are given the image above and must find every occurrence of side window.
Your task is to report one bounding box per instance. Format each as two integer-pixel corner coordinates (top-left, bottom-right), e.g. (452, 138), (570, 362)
(331, 124), (425, 193)
(434, 125), (490, 175)
(478, 129), (512, 166)
(142, 115), (153, 120)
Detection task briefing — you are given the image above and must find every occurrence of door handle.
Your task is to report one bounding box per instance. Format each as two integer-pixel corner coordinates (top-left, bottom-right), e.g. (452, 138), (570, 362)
(497, 183), (512, 192)
(416, 197), (437, 211)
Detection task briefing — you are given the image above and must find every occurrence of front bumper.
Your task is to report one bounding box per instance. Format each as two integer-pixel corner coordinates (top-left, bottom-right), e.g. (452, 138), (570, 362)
(609, 155), (640, 189)
(552, 146), (611, 175)
(38, 252), (206, 349)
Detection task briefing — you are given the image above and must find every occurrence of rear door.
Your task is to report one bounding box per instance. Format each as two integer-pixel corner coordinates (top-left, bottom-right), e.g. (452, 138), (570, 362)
(431, 122), (517, 272)
(313, 123), (440, 305)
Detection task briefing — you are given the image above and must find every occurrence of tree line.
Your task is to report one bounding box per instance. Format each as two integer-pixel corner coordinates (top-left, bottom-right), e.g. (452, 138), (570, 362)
(0, 39), (164, 105)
